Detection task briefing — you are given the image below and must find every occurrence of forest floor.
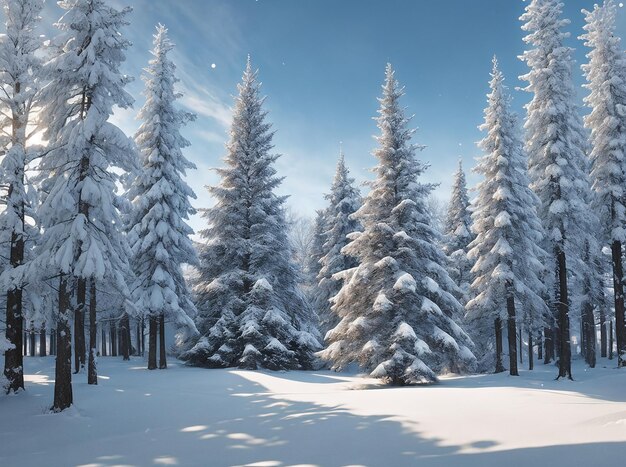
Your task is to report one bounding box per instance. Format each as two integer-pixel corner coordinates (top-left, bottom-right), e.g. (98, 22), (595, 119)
(1, 356), (625, 467)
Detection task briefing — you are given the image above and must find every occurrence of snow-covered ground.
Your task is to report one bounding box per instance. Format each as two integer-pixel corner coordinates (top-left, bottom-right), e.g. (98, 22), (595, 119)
(1, 357), (625, 467)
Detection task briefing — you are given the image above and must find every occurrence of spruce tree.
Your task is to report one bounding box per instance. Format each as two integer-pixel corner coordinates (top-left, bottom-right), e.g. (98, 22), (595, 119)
(127, 25), (199, 371)
(520, 0), (593, 379)
(467, 58), (547, 376)
(316, 153), (361, 334)
(321, 64), (475, 384)
(36, 0), (135, 410)
(581, 0), (626, 367)
(183, 59), (321, 370)
(0, 0), (43, 394)
(443, 160), (474, 305)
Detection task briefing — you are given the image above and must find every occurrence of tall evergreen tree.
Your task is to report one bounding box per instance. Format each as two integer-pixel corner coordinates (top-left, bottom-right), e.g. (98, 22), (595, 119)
(581, 0), (626, 367)
(467, 58), (547, 376)
(321, 64), (475, 385)
(127, 25), (198, 371)
(304, 209), (327, 311)
(316, 152), (362, 334)
(36, 0), (135, 410)
(520, 0), (593, 379)
(183, 59), (321, 371)
(443, 160), (474, 305)
(0, 0), (43, 394)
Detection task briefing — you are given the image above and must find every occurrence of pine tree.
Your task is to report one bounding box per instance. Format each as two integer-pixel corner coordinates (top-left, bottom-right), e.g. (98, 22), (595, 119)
(36, 0), (135, 410)
(316, 152), (362, 335)
(0, 0), (42, 394)
(443, 160), (474, 305)
(467, 58), (548, 376)
(321, 64), (475, 385)
(581, 0), (626, 367)
(303, 209), (327, 311)
(127, 25), (199, 371)
(520, 0), (593, 379)
(183, 59), (321, 371)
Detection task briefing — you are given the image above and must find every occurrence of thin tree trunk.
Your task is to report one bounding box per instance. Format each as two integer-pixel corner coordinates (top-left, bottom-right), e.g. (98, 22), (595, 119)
(543, 327), (553, 364)
(74, 279), (86, 373)
(519, 326), (523, 365)
(110, 320), (117, 357)
(50, 329), (56, 356)
(88, 279), (97, 385)
(556, 247), (572, 379)
(101, 324), (107, 357)
(506, 285), (518, 376)
(148, 316), (157, 370)
(141, 317), (145, 356)
(609, 320), (614, 360)
(52, 276), (73, 412)
(23, 326), (27, 356)
(39, 326), (47, 357)
(528, 331), (534, 370)
(599, 309), (607, 358)
(582, 301), (596, 368)
(120, 313), (130, 361)
(538, 332), (543, 361)
(495, 317), (504, 373)
(159, 314), (167, 369)
(29, 322), (35, 357)
(611, 240), (625, 366)
(136, 320), (141, 356)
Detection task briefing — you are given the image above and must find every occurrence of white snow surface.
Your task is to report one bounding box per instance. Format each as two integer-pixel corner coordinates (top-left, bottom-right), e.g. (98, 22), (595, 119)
(1, 357), (625, 467)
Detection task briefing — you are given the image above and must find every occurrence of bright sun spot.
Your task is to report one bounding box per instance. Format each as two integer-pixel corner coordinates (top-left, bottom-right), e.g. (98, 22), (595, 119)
(211, 63), (217, 69)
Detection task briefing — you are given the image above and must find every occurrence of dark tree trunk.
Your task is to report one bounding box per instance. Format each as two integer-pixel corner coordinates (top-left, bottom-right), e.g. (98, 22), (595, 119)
(52, 276), (73, 412)
(88, 280), (97, 385)
(582, 300), (596, 368)
(74, 279), (86, 373)
(101, 324), (107, 357)
(29, 322), (35, 356)
(141, 317), (145, 356)
(110, 320), (118, 357)
(135, 320), (141, 356)
(528, 331), (534, 371)
(519, 327), (523, 364)
(506, 286), (518, 376)
(121, 313), (130, 361)
(609, 321), (614, 360)
(39, 326), (47, 357)
(600, 309), (608, 358)
(556, 248), (572, 380)
(611, 240), (626, 366)
(50, 329), (56, 356)
(4, 287), (24, 393)
(148, 316), (157, 370)
(494, 317), (505, 373)
(538, 332), (543, 361)
(23, 327), (27, 356)
(159, 314), (167, 369)
(543, 327), (553, 364)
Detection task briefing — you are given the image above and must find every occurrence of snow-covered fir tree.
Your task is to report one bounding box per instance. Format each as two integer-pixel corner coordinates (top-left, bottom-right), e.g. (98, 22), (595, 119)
(0, 0), (43, 394)
(127, 25), (198, 371)
(443, 160), (474, 305)
(316, 152), (362, 334)
(321, 64), (475, 385)
(35, 0), (136, 410)
(520, 0), (593, 379)
(467, 58), (547, 376)
(182, 59), (321, 371)
(581, 0), (626, 367)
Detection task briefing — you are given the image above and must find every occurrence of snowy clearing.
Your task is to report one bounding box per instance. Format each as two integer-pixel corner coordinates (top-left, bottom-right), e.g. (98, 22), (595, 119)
(1, 357), (625, 467)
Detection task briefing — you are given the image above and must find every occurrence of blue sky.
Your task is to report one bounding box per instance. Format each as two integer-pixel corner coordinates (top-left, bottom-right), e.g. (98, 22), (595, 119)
(28, 0), (626, 233)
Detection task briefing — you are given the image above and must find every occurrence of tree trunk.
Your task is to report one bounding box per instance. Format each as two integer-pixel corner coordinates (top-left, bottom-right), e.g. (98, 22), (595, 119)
(101, 324), (107, 357)
(110, 320), (118, 357)
(611, 240), (626, 366)
(519, 326), (523, 364)
(506, 286), (518, 376)
(609, 320), (614, 360)
(74, 279), (86, 373)
(141, 317), (145, 356)
(538, 332), (543, 361)
(3, 280), (24, 393)
(39, 326), (47, 357)
(121, 313), (130, 361)
(50, 329), (56, 356)
(88, 279), (97, 385)
(159, 314), (167, 369)
(556, 247), (572, 379)
(23, 326), (27, 356)
(29, 322), (35, 356)
(582, 300), (596, 368)
(599, 309), (607, 358)
(543, 327), (553, 364)
(148, 316), (157, 370)
(136, 320), (141, 356)
(494, 317), (505, 373)
(528, 331), (534, 370)
(52, 276), (73, 412)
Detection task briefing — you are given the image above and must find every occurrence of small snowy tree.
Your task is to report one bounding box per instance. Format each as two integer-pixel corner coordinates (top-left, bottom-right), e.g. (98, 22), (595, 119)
(35, 0), (135, 410)
(321, 64), (475, 385)
(520, 0), (593, 379)
(127, 25), (198, 371)
(183, 59), (321, 370)
(581, 0), (626, 367)
(316, 152), (361, 334)
(0, 0), (43, 394)
(443, 160), (474, 305)
(467, 58), (548, 376)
